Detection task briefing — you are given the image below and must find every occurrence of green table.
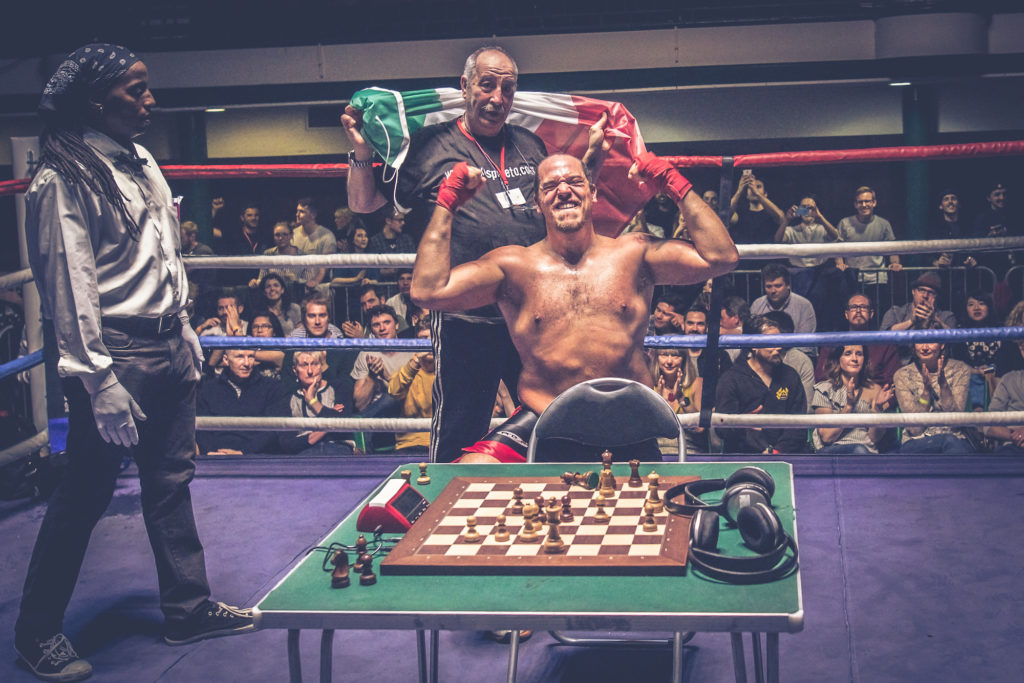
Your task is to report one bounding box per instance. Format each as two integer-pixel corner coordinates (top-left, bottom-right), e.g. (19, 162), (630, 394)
(254, 462), (803, 683)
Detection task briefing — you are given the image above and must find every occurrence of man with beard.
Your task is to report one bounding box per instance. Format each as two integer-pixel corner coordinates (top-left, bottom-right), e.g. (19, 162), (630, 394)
(411, 152), (737, 462)
(715, 315), (808, 454)
(343, 46), (608, 462)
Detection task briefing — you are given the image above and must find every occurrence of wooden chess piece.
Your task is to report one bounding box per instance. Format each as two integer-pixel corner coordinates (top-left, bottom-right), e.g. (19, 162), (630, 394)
(543, 501), (566, 553)
(330, 550), (350, 588)
(358, 553), (377, 586)
(519, 502), (539, 542)
(417, 462), (431, 485)
(642, 501), (658, 532)
(561, 471), (598, 490)
(400, 470), (412, 483)
(353, 536), (368, 573)
(628, 460), (643, 488)
(593, 493), (611, 523)
(463, 515), (482, 543)
(560, 494), (574, 522)
(494, 514), (511, 542)
(601, 450), (617, 488)
(510, 486), (524, 515)
(647, 472), (664, 513)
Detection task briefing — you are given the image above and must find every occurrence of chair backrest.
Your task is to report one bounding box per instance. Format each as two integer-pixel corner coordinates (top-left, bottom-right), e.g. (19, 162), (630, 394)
(525, 377), (686, 462)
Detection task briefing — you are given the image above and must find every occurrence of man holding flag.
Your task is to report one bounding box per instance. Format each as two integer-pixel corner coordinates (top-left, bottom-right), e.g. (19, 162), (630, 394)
(342, 46), (611, 462)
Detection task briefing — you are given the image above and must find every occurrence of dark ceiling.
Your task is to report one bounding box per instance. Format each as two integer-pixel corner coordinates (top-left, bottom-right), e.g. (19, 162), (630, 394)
(5, 0), (1018, 59)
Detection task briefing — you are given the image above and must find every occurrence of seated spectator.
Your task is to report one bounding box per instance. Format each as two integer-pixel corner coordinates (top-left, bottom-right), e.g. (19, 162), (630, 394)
(250, 221), (302, 292)
(255, 273), (301, 335)
(811, 345), (894, 455)
(835, 186), (901, 298)
(280, 350), (354, 455)
(333, 207), (357, 252)
(749, 262), (816, 356)
(293, 197), (337, 297)
(195, 290), (248, 337)
(984, 340), (1024, 454)
(196, 348), (289, 454)
(994, 301), (1024, 378)
(351, 305), (414, 450)
(719, 295), (749, 361)
(762, 310), (814, 410)
(387, 322), (435, 452)
(340, 283), (408, 338)
(893, 324), (972, 455)
(652, 348), (687, 413)
(715, 314), (808, 454)
(331, 224), (378, 288)
(815, 293), (902, 387)
(207, 310), (286, 379)
(369, 207), (416, 282)
(679, 305), (733, 452)
(952, 290), (1001, 410)
(289, 292), (343, 339)
(880, 271), (956, 332)
(971, 181), (1013, 279)
(648, 293), (684, 337)
(386, 269), (414, 325)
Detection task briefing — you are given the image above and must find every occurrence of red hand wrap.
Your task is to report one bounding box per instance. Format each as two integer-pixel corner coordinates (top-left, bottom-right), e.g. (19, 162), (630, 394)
(635, 152), (692, 203)
(436, 161), (476, 213)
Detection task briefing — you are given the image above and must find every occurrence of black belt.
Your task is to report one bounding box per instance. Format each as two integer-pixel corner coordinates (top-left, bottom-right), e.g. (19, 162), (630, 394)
(103, 313), (182, 337)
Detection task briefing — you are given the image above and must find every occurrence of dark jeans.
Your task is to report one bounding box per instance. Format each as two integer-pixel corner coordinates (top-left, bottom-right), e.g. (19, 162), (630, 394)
(430, 315), (522, 463)
(896, 433), (974, 455)
(16, 326), (210, 639)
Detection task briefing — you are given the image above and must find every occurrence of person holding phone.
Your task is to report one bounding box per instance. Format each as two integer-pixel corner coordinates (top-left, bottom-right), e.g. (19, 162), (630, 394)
(774, 194), (844, 330)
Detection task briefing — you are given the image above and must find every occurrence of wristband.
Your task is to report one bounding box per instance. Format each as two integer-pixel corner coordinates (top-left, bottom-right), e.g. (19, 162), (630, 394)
(634, 152), (693, 203)
(347, 151), (373, 168)
(436, 161), (476, 213)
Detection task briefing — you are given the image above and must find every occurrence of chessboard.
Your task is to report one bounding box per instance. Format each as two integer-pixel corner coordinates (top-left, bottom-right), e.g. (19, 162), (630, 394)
(381, 474), (699, 576)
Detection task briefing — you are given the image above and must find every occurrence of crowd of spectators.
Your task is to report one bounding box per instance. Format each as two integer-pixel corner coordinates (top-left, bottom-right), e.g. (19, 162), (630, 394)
(179, 177), (1019, 457)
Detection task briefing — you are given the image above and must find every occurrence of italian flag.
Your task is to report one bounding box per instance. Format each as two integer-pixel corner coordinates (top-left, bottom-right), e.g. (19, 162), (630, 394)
(348, 87), (652, 236)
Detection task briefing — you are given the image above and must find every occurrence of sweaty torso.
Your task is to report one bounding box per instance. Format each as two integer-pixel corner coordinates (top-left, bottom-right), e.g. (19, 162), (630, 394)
(493, 234), (655, 413)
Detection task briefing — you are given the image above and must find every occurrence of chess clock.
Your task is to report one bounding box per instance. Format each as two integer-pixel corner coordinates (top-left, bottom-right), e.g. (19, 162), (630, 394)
(357, 479), (430, 533)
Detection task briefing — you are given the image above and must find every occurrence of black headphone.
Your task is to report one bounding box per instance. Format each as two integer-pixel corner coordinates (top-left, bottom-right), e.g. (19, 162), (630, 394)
(666, 467), (799, 584)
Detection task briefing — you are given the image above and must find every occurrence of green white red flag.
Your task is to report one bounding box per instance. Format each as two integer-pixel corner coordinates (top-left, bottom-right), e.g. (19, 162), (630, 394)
(348, 86), (652, 236)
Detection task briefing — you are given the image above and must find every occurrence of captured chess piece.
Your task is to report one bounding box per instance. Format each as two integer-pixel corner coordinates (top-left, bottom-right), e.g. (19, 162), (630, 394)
(358, 553), (377, 586)
(463, 515), (482, 543)
(561, 471), (598, 490)
(494, 513), (511, 542)
(400, 469), (412, 483)
(417, 462), (431, 485)
(543, 501), (566, 554)
(628, 459), (643, 488)
(593, 493), (611, 523)
(510, 486), (524, 515)
(647, 472), (664, 513)
(330, 550), (350, 588)
(353, 536), (368, 573)
(642, 501), (658, 532)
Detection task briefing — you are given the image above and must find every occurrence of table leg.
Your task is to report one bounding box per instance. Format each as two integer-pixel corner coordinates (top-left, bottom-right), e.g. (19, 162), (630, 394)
(766, 632), (779, 683)
(287, 630), (302, 683)
(751, 632), (764, 683)
(671, 631), (684, 683)
(320, 630), (335, 683)
(730, 633), (748, 683)
(505, 629), (521, 683)
(430, 629), (439, 683)
(416, 630), (427, 683)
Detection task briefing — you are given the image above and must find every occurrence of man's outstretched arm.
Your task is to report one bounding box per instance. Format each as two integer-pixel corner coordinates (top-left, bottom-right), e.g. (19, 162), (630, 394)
(410, 162), (506, 312)
(630, 153), (739, 282)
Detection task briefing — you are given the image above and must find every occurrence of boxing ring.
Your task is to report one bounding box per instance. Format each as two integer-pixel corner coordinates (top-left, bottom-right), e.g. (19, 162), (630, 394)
(3, 138), (1024, 465)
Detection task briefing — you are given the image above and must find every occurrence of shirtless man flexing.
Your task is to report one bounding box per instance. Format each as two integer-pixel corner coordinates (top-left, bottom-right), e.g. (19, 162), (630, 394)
(411, 152), (738, 462)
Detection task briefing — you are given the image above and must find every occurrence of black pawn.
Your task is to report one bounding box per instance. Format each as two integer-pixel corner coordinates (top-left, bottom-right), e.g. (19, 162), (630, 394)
(330, 550), (350, 589)
(560, 494), (574, 523)
(359, 553), (377, 586)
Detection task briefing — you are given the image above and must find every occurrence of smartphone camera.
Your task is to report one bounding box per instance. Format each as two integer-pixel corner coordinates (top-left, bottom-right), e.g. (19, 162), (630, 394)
(795, 206), (811, 217)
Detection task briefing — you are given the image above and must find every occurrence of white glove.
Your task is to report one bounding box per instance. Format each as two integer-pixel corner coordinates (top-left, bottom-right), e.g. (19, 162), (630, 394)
(181, 320), (204, 381)
(89, 380), (147, 447)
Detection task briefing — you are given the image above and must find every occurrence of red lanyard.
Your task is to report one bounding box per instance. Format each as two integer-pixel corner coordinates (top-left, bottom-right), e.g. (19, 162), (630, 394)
(457, 118), (509, 190)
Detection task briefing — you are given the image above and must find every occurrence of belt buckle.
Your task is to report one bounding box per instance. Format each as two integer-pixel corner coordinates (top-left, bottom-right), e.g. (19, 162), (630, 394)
(157, 315), (172, 334)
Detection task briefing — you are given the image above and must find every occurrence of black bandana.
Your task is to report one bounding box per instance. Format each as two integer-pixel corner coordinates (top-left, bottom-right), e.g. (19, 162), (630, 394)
(39, 43), (141, 121)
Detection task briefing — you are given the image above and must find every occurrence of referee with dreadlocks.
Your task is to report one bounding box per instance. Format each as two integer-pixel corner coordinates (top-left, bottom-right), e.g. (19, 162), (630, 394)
(15, 44), (252, 682)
